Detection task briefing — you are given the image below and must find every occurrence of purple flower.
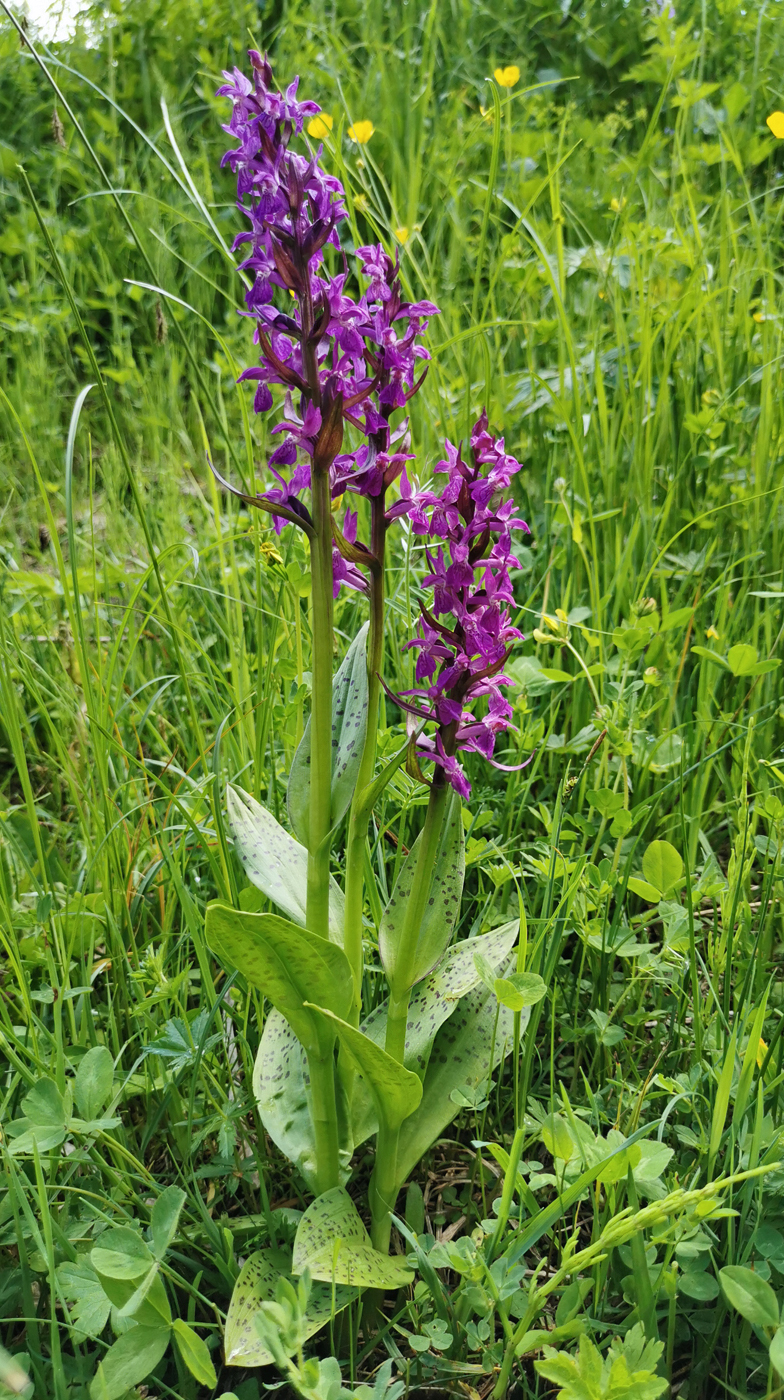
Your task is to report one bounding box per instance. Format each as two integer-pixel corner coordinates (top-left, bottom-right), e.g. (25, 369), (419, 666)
(218, 54), (440, 592)
(331, 509), (367, 597)
(390, 414), (530, 799)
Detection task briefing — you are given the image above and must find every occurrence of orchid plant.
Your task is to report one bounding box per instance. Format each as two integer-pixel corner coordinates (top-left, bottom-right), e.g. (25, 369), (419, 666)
(205, 53), (541, 1360)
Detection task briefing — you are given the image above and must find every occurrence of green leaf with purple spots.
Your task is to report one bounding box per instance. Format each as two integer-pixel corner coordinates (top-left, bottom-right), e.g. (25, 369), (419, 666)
(287, 623), (369, 843)
(226, 786), (345, 942)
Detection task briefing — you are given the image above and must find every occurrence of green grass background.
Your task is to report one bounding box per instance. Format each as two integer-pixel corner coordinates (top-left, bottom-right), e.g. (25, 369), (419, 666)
(2, 0), (784, 1394)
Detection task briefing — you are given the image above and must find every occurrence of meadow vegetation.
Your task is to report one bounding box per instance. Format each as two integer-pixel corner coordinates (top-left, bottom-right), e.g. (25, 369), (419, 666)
(2, 0), (784, 1395)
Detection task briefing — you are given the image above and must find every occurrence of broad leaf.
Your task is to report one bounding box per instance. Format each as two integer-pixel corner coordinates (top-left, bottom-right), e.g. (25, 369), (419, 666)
(641, 840), (683, 896)
(89, 1325), (170, 1400)
(727, 642), (776, 676)
(770, 1327), (784, 1377)
(206, 904), (352, 1052)
(720, 1265), (780, 1328)
(56, 1260), (111, 1340)
(351, 922), (519, 1147)
(494, 971), (547, 1011)
(292, 1188), (413, 1287)
(379, 791), (465, 995)
(304, 1003), (422, 1132)
(224, 1248), (357, 1366)
(150, 1186), (185, 1260)
(288, 623), (369, 842)
(92, 1229), (171, 1328)
(690, 645), (730, 669)
(91, 1227), (153, 1281)
(74, 1047), (114, 1120)
(171, 1320), (216, 1387)
(542, 1112), (575, 1163)
(627, 877), (664, 903)
(396, 980), (518, 1186)
(253, 1012), (352, 1191)
(21, 1077), (67, 1129)
(226, 786), (345, 942)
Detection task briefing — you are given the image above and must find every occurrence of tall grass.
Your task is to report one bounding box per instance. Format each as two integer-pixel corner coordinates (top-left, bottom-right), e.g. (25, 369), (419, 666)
(2, 0), (784, 1395)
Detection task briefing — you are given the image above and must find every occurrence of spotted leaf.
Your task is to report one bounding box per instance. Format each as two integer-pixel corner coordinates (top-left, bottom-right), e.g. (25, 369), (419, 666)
(287, 623), (369, 842)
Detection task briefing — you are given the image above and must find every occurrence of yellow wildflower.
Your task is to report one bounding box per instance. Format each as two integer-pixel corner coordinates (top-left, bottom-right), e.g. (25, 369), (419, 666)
(494, 65), (520, 89)
(307, 113), (333, 139)
(394, 225), (409, 244)
(753, 311), (765, 323)
(348, 120), (374, 144)
(610, 196), (626, 213)
(766, 112), (784, 139)
(354, 192), (369, 212)
(706, 625), (719, 641)
(479, 105), (493, 125)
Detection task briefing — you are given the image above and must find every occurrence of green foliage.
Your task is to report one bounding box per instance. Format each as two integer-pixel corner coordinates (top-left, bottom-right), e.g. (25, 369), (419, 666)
(536, 1324), (667, 1400)
(3, 0), (784, 1395)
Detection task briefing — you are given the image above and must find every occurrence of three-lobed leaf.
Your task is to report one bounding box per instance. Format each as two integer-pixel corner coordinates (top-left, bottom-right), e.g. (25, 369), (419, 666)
(91, 1228), (171, 1329)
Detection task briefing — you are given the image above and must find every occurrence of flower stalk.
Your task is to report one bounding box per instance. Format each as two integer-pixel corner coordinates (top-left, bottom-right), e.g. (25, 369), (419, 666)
(217, 52), (532, 1266)
(343, 492), (387, 1020)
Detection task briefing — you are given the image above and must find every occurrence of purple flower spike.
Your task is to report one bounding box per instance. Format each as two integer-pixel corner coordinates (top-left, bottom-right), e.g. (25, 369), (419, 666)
(219, 54), (439, 591)
(392, 414), (530, 800)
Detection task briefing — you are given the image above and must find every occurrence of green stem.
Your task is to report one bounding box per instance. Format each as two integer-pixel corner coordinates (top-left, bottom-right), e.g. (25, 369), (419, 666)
(385, 780), (449, 1063)
(369, 1119), (399, 1254)
(306, 465), (334, 943)
(488, 1125), (524, 1259)
(307, 1047), (341, 1196)
(343, 496), (386, 1021)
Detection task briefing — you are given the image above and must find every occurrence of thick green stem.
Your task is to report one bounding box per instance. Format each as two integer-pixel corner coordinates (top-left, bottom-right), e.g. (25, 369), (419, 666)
(369, 1119), (399, 1254)
(343, 496), (386, 1022)
(304, 463), (341, 1193)
(307, 1045), (341, 1196)
(306, 465), (334, 943)
(385, 779), (449, 1063)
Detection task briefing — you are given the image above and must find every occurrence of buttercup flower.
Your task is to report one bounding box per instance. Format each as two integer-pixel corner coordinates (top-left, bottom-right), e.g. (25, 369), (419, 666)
(348, 120), (375, 144)
(307, 112), (333, 138)
(494, 65), (520, 89)
(767, 112), (784, 139)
